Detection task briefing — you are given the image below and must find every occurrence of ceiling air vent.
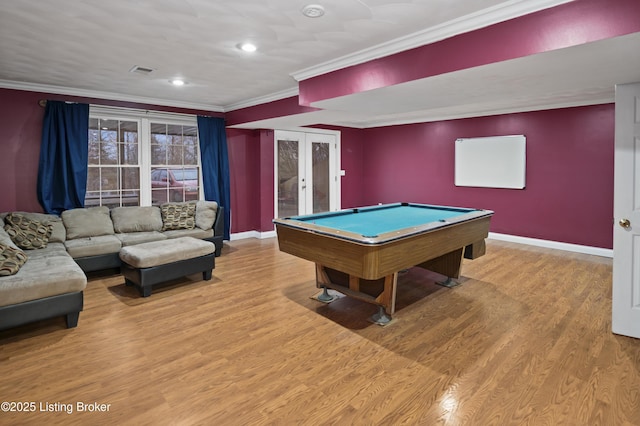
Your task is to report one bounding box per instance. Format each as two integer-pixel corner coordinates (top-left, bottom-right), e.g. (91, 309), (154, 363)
(129, 65), (155, 75)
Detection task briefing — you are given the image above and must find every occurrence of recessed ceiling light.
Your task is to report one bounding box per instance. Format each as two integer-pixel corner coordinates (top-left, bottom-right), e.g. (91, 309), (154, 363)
(170, 79), (185, 86)
(302, 4), (325, 18)
(239, 42), (257, 53)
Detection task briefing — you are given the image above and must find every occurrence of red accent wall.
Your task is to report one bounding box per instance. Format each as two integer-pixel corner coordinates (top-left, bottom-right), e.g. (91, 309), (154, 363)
(360, 104), (614, 248)
(0, 89), (48, 212)
(0, 94), (615, 248)
(258, 130), (275, 232)
(312, 125), (366, 209)
(299, 0), (640, 106)
(226, 128), (261, 233)
(0, 88), (224, 211)
(226, 96), (319, 127)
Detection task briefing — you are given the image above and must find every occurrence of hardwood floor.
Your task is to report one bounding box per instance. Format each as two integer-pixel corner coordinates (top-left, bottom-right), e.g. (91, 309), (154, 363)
(1, 238), (638, 425)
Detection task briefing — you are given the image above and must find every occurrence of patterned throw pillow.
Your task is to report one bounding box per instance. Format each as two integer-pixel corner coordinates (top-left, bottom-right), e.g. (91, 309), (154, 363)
(0, 243), (28, 276)
(161, 203), (196, 231)
(3, 213), (53, 250)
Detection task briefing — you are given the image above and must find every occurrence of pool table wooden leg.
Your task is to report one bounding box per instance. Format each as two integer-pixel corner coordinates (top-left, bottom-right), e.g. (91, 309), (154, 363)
(375, 273), (398, 315)
(315, 263), (399, 322)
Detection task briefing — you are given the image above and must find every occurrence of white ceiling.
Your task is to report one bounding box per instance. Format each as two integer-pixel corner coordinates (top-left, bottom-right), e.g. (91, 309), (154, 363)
(1, 0), (637, 128)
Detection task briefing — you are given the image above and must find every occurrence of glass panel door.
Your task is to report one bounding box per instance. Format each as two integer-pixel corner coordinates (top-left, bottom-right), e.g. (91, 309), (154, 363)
(312, 142), (330, 213)
(275, 130), (338, 218)
(277, 137), (301, 218)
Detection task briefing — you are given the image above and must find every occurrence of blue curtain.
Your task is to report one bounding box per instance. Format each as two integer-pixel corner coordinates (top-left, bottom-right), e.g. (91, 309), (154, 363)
(37, 101), (89, 215)
(197, 116), (231, 240)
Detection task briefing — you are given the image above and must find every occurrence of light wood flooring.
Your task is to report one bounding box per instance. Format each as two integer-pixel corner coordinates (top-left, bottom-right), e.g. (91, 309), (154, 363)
(1, 238), (639, 425)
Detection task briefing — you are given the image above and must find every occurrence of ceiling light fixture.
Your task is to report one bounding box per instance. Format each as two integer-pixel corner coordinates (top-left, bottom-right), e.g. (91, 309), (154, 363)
(239, 42), (257, 53)
(170, 79), (185, 86)
(302, 4), (325, 18)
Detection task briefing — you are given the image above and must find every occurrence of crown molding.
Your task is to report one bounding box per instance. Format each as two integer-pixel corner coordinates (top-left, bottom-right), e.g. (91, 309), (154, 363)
(291, 0), (574, 82)
(223, 86), (299, 112)
(0, 79), (225, 112)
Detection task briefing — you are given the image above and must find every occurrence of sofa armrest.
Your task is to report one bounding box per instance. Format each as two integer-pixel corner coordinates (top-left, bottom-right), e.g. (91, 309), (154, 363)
(213, 207), (224, 237)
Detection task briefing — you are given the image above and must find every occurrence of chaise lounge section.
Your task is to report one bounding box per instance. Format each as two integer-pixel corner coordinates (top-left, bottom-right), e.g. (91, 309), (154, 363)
(0, 216), (87, 331)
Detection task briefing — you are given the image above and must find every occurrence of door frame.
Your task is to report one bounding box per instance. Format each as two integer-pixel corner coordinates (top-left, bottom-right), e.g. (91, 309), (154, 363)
(274, 127), (341, 219)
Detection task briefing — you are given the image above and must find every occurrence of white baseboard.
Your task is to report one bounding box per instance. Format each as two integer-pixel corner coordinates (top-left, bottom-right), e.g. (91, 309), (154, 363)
(488, 232), (613, 258)
(230, 230), (277, 241)
(230, 230), (613, 258)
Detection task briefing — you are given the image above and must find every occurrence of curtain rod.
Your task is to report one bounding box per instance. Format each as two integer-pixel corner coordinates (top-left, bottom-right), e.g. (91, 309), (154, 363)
(37, 100), (223, 120)
(38, 100), (79, 107)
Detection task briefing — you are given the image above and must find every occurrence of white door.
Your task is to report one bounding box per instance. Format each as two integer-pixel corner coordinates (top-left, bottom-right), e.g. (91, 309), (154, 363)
(275, 130), (339, 218)
(612, 82), (640, 338)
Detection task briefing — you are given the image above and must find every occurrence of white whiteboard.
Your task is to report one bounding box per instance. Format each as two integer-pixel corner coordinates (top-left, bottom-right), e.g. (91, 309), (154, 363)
(455, 135), (526, 189)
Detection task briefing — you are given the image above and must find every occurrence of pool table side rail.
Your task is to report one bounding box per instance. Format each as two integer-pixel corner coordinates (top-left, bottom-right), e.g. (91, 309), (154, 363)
(274, 214), (493, 280)
(274, 208), (494, 245)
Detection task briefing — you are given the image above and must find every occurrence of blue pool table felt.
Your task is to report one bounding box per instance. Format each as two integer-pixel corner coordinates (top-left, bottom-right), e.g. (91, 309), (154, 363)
(293, 204), (471, 237)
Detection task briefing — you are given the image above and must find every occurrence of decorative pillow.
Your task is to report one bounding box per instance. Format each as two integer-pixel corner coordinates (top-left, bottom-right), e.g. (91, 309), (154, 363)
(3, 213), (53, 250)
(0, 243), (28, 276)
(1, 212), (66, 243)
(61, 206), (115, 239)
(195, 201), (218, 230)
(161, 202), (196, 231)
(0, 223), (20, 251)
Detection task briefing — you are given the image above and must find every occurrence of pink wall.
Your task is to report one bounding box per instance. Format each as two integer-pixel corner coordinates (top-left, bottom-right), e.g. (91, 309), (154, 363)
(258, 130), (276, 232)
(313, 125), (366, 209)
(0, 88), (366, 235)
(226, 96), (319, 127)
(0, 89), (44, 212)
(360, 104), (614, 248)
(226, 128), (261, 233)
(299, 0), (640, 106)
(0, 88), (614, 248)
(0, 88), (227, 211)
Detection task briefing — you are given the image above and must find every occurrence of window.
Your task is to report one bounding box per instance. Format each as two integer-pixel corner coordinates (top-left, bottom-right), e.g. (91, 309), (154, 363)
(150, 123), (200, 205)
(86, 118), (140, 208)
(86, 108), (201, 208)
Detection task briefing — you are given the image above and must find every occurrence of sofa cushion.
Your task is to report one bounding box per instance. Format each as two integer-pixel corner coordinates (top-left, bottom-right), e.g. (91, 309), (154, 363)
(25, 242), (68, 259)
(0, 212), (66, 243)
(4, 213), (53, 250)
(111, 206), (163, 233)
(195, 201), (218, 230)
(163, 228), (214, 240)
(62, 206), (115, 239)
(0, 243), (28, 276)
(161, 202), (196, 231)
(0, 249), (87, 308)
(119, 237), (214, 269)
(116, 231), (167, 247)
(64, 235), (122, 258)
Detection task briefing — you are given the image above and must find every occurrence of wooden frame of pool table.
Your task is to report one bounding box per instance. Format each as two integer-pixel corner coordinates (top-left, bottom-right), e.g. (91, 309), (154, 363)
(274, 206), (493, 324)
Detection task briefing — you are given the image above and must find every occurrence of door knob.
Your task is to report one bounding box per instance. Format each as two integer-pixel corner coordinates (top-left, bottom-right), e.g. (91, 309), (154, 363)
(619, 218), (631, 228)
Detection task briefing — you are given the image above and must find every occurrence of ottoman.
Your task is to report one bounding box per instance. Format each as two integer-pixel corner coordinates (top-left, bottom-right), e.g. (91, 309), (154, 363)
(119, 237), (215, 297)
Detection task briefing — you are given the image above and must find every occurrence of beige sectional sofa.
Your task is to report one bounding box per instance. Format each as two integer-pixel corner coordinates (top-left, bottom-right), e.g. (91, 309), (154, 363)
(0, 201), (224, 331)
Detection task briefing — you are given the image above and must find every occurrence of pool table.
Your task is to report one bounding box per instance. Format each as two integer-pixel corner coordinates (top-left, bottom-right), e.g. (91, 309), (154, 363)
(273, 202), (493, 324)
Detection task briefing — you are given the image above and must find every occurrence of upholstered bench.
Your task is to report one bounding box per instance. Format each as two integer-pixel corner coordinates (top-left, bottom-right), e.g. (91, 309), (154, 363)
(119, 237), (215, 297)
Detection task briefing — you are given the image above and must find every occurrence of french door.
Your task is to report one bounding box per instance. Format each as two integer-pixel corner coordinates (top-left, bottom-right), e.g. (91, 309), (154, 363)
(275, 130), (339, 218)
